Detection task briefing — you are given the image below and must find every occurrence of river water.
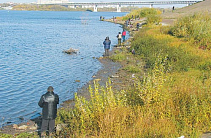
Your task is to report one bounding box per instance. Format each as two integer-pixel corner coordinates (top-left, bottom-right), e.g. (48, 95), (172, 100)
(0, 10), (128, 126)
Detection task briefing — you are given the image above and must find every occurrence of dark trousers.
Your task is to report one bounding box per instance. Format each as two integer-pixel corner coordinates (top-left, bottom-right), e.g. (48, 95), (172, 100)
(118, 38), (121, 46)
(122, 36), (126, 42)
(104, 49), (109, 56)
(41, 119), (55, 133)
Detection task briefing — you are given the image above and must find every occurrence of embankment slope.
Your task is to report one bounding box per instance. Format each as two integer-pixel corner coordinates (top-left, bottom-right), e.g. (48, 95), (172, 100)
(162, 0), (211, 24)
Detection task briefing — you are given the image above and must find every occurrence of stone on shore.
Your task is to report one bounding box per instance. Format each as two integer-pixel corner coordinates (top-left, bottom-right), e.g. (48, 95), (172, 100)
(110, 75), (119, 78)
(29, 124), (38, 130)
(13, 125), (28, 130)
(13, 124), (18, 129)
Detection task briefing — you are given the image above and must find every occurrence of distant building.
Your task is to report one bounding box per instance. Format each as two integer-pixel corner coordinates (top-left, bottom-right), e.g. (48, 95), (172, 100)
(37, 0), (69, 4)
(2, 6), (13, 10)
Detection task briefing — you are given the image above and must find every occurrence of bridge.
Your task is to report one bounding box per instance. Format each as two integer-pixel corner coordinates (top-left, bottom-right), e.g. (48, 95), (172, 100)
(38, 0), (203, 12)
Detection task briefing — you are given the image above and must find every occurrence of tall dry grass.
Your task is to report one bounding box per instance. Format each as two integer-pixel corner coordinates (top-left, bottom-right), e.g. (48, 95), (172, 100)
(170, 12), (211, 49)
(55, 12), (211, 138)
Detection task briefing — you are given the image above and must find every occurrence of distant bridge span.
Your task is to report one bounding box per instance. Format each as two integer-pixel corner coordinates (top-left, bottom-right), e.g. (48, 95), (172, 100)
(38, 0), (203, 12)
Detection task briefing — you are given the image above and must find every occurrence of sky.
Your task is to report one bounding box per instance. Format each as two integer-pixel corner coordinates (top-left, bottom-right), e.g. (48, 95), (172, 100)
(0, 0), (194, 4)
(1, 0), (137, 3)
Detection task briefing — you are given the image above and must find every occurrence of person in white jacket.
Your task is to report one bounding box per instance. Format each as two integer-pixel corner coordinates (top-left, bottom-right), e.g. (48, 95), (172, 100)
(117, 32), (122, 46)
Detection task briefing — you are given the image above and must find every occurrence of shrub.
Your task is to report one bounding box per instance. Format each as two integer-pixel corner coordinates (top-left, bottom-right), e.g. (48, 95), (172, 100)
(170, 12), (211, 48)
(123, 65), (141, 73)
(122, 8), (161, 21)
(56, 57), (211, 137)
(131, 27), (205, 72)
(55, 13), (211, 138)
(110, 50), (128, 62)
(146, 14), (162, 25)
(0, 133), (12, 138)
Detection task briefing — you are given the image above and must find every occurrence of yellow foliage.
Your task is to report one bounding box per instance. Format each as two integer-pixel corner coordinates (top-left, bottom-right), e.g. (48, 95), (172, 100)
(56, 14), (211, 138)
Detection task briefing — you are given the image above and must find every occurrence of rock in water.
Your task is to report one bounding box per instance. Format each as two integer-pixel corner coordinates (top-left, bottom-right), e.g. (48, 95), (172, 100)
(63, 48), (78, 55)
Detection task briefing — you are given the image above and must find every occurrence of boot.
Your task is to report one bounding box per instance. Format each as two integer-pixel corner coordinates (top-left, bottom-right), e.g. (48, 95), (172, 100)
(40, 132), (46, 138)
(49, 132), (54, 138)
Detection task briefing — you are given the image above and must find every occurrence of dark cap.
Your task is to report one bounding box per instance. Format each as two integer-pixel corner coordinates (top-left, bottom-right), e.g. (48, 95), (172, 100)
(106, 36), (109, 40)
(47, 86), (54, 92)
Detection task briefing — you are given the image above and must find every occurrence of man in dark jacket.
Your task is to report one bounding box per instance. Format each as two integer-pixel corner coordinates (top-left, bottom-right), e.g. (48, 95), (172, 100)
(103, 36), (111, 56)
(38, 86), (59, 137)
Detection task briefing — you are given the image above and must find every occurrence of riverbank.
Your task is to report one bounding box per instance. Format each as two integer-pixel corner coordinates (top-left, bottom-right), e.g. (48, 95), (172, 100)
(0, 13), (138, 137)
(55, 6), (211, 137)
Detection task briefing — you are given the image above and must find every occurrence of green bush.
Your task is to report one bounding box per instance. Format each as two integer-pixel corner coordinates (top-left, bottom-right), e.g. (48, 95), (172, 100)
(15, 132), (38, 138)
(131, 29), (202, 72)
(56, 58), (211, 137)
(0, 133), (12, 138)
(110, 50), (127, 62)
(122, 8), (161, 21)
(123, 65), (141, 73)
(170, 12), (211, 48)
(146, 14), (162, 25)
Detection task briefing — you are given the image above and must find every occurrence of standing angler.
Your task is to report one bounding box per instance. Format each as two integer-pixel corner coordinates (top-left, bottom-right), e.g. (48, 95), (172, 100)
(122, 29), (126, 42)
(38, 86), (59, 138)
(103, 36), (111, 56)
(117, 32), (122, 46)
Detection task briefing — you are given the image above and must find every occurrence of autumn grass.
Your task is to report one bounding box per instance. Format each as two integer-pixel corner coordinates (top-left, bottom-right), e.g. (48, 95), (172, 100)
(56, 57), (211, 137)
(170, 12), (211, 49)
(0, 132), (38, 138)
(120, 8), (162, 25)
(55, 13), (211, 137)
(122, 8), (161, 20)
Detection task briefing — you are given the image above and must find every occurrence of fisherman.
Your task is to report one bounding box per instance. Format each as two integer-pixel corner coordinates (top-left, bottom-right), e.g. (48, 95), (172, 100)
(38, 86), (59, 138)
(137, 23), (140, 31)
(103, 36), (111, 56)
(117, 32), (122, 46)
(122, 29), (126, 42)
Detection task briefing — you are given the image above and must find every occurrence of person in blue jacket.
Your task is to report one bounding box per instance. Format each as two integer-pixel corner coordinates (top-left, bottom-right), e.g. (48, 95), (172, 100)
(103, 36), (111, 56)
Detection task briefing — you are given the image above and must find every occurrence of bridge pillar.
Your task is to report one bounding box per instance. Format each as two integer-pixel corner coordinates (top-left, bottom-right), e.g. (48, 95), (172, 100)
(94, 5), (98, 12)
(117, 4), (121, 12)
(37, 0), (41, 4)
(186, 3), (191, 6)
(149, 4), (153, 8)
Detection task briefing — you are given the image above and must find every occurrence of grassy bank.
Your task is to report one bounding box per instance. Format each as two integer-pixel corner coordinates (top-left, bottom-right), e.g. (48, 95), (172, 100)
(55, 11), (211, 137)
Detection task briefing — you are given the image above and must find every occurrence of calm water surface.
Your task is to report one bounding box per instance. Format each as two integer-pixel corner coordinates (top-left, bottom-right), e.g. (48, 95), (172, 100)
(0, 10), (128, 126)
